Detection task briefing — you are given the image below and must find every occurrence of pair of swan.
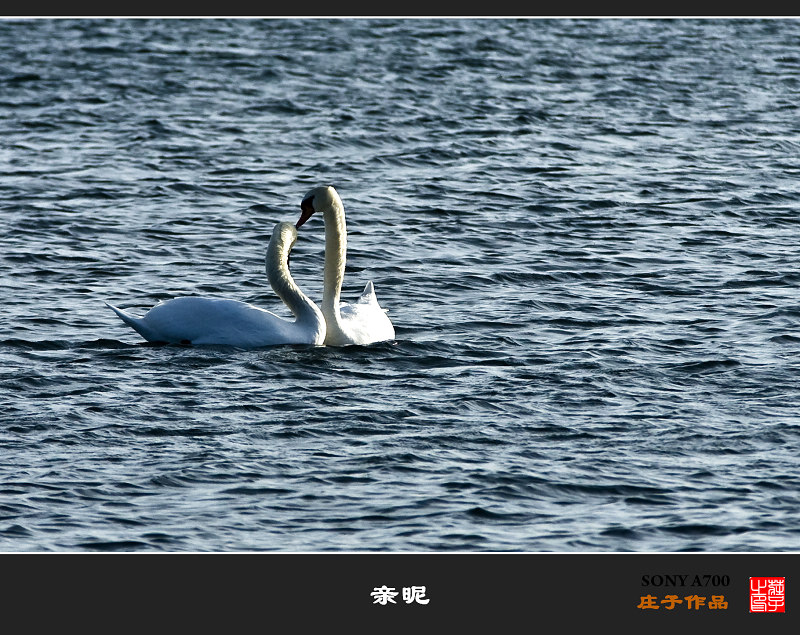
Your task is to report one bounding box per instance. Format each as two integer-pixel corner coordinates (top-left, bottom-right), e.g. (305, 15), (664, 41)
(107, 186), (395, 348)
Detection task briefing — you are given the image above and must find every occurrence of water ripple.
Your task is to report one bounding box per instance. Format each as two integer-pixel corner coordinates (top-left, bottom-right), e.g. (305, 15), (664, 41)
(1, 18), (800, 552)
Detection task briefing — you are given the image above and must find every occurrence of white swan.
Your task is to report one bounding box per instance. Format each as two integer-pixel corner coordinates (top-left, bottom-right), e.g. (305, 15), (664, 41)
(106, 222), (326, 348)
(296, 185), (395, 346)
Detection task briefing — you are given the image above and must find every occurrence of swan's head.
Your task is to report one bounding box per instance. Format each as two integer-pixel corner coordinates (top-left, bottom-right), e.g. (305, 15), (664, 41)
(269, 221), (298, 262)
(296, 185), (341, 228)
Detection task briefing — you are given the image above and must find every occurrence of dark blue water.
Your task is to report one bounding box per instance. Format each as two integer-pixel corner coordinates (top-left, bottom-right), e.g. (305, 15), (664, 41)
(2, 18), (799, 551)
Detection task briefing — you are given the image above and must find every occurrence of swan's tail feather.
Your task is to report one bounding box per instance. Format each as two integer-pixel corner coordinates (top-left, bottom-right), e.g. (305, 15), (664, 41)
(357, 281), (390, 314)
(359, 281), (376, 303)
(105, 302), (153, 341)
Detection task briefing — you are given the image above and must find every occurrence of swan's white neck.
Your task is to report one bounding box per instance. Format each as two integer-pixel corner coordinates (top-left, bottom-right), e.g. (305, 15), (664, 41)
(320, 195), (349, 342)
(267, 231), (324, 332)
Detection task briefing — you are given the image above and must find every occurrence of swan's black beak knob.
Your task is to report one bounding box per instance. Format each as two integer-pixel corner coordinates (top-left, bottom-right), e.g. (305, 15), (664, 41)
(297, 197), (315, 228)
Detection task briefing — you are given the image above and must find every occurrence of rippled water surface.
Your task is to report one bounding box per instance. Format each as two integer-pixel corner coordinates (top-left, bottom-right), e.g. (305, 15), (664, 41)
(2, 18), (800, 551)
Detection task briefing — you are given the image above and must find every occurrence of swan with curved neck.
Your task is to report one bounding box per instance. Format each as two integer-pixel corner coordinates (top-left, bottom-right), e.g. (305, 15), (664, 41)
(106, 222), (325, 347)
(296, 185), (395, 346)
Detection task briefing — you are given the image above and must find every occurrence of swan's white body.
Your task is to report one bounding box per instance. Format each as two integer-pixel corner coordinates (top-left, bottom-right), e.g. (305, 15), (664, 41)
(297, 186), (395, 347)
(107, 222), (325, 348)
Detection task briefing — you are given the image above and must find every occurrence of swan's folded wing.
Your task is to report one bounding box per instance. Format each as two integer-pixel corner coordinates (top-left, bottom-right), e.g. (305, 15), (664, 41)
(339, 282), (395, 344)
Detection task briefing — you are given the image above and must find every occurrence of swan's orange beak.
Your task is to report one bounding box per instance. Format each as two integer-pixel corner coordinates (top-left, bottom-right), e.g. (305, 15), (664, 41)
(296, 198), (315, 228)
